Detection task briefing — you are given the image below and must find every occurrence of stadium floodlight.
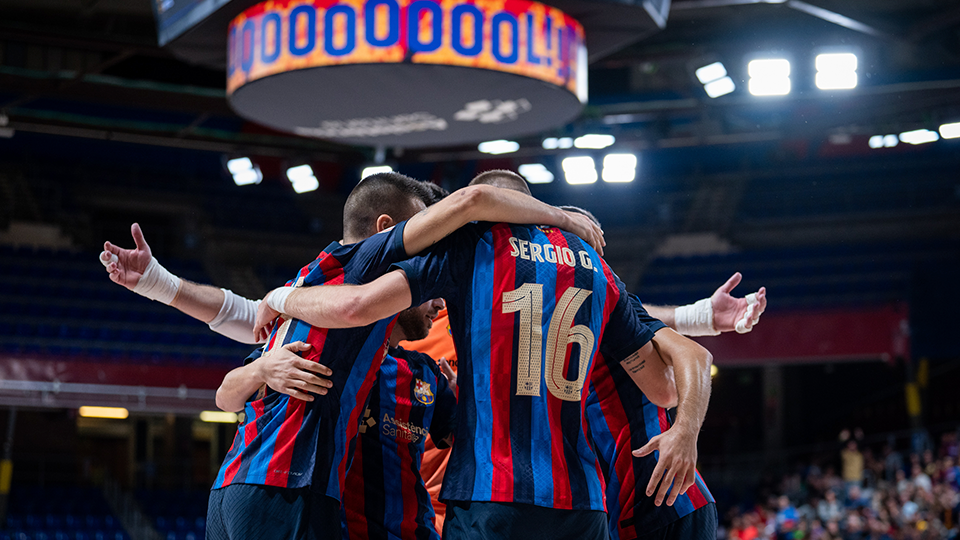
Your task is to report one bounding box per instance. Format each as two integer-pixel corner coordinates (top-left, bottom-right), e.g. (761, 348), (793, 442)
(286, 164), (314, 182)
(748, 58), (791, 96)
(695, 62), (727, 85)
(79, 406), (129, 419)
(939, 122), (960, 139)
(478, 140), (520, 155)
(544, 137), (574, 149)
(695, 61), (736, 98)
(518, 163), (555, 184)
(200, 411), (239, 423)
(227, 157), (262, 186)
(899, 129), (940, 145)
(292, 176), (319, 193)
(574, 134), (615, 149)
(361, 165), (393, 179)
(286, 164), (319, 193)
(883, 135), (898, 147)
(704, 77), (736, 98)
(868, 135), (884, 149)
(227, 157), (253, 175)
(561, 156), (598, 185)
(815, 53), (858, 90)
(601, 153), (637, 183)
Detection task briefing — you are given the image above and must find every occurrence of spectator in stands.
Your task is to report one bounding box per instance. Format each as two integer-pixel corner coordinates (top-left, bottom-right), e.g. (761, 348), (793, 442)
(883, 443), (905, 483)
(941, 432), (959, 459)
(775, 495), (798, 539)
(724, 428), (960, 540)
(943, 456), (959, 491)
(846, 485), (869, 511)
(843, 440), (866, 488)
(922, 450), (938, 478)
(912, 463), (933, 493)
(820, 489), (844, 523)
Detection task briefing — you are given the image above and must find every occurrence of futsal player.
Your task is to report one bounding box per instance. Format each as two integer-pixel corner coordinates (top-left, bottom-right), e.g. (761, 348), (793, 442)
(105, 226), (458, 540)
(101, 172), (603, 540)
(252, 170), (714, 540)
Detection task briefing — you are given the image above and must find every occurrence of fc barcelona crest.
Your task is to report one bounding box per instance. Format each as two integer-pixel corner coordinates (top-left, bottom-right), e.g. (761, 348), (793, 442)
(414, 379), (435, 405)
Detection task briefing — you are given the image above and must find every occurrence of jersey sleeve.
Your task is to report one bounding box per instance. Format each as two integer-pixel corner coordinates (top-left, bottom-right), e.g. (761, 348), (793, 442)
(389, 225), (479, 306)
(598, 274), (656, 364)
(427, 360), (457, 449)
(242, 345), (264, 366)
(628, 293), (668, 334)
(339, 220), (410, 284)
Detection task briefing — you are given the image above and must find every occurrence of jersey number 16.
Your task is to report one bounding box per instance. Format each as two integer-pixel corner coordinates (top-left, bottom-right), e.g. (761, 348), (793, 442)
(502, 284), (595, 402)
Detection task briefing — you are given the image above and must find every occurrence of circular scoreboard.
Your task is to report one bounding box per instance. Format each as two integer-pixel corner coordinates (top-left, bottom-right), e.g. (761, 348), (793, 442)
(226, 0), (587, 148)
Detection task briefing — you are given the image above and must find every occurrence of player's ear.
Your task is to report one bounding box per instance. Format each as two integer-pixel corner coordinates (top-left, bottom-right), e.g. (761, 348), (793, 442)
(375, 214), (397, 233)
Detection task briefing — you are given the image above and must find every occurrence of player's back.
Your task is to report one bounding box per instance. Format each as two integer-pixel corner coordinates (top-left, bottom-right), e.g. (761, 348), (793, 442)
(214, 224), (410, 499)
(395, 222), (652, 511)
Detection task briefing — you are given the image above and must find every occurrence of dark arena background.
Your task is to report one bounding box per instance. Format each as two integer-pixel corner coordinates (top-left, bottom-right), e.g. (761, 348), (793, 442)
(1, 0), (960, 539)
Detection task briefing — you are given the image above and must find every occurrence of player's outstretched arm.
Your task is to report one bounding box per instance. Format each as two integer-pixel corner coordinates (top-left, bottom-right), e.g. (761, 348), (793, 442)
(402, 184), (605, 256)
(632, 328), (713, 507)
(254, 270), (413, 341)
(646, 272), (767, 335)
(216, 341), (333, 412)
(101, 223), (263, 344)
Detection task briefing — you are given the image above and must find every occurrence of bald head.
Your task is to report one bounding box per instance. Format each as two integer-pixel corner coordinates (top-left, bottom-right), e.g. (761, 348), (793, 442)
(468, 169), (532, 196)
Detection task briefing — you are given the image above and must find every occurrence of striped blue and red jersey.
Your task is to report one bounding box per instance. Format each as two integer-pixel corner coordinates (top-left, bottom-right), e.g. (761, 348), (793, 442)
(342, 346), (456, 540)
(212, 222), (410, 500)
(393, 222), (654, 511)
(585, 294), (715, 539)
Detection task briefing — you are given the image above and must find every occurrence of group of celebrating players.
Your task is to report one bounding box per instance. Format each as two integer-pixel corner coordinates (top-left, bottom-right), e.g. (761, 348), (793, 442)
(100, 170), (766, 540)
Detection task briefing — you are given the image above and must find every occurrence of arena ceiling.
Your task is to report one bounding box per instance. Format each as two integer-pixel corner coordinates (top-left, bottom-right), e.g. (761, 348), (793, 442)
(0, 0), (959, 164)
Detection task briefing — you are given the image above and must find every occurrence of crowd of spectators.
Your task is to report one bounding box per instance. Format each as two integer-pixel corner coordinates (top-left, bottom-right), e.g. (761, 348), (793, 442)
(720, 429), (960, 540)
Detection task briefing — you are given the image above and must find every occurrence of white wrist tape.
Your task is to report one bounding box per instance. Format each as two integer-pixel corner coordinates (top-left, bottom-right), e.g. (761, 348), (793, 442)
(208, 289), (262, 344)
(132, 257), (181, 305)
(674, 298), (720, 337)
(267, 287), (295, 314)
(735, 293), (759, 334)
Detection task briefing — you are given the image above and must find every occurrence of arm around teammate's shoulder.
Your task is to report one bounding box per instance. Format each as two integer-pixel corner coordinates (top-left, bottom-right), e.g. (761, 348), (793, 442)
(255, 270), (415, 338)
(401, 184), (604, 256)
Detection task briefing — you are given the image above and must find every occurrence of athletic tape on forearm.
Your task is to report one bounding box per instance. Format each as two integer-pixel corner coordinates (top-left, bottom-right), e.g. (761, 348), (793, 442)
(674, 298), (720, 336)
(208, 289), (262, 344)
(132, 257), (181, 305)
(266, 287), (294, 315)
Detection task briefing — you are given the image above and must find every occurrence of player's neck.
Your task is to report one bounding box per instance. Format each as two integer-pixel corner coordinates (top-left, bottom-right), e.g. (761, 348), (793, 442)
(388, 328), (404, 347)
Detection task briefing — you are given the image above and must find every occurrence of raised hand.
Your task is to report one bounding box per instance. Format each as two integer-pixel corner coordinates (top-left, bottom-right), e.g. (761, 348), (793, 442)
(710, 272), (766, 334)
(253, 341), (333, 401)
(101, 223), (153, 290)
(633, 424), (699, 506)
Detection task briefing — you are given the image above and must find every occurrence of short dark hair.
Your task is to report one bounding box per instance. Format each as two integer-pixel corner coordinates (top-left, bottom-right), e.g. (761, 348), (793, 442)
(343, 172), (428, 241)
(421, 181), (450, 206)
(468, 169), (532, 196)
(558, 205), (601, 228)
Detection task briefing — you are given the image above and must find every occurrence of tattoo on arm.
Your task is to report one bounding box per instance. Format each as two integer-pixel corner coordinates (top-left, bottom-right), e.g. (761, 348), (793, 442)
(622, 351), (646, 374)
